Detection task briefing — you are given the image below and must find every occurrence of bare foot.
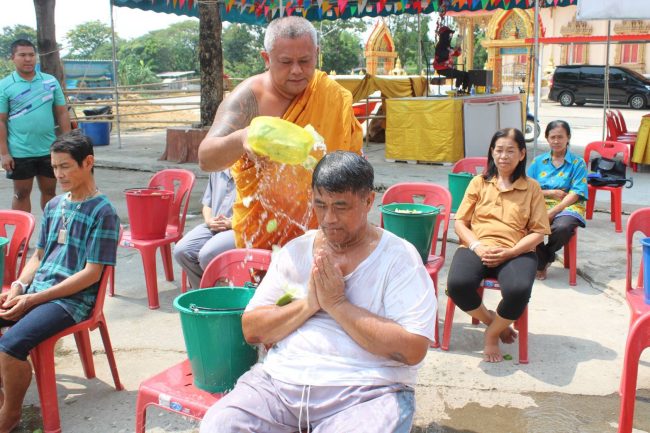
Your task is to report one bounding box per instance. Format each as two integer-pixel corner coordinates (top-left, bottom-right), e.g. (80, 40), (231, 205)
(499, 326), (518, 344)
(483, 333), (503, 363)
(535, 269), (547, 280)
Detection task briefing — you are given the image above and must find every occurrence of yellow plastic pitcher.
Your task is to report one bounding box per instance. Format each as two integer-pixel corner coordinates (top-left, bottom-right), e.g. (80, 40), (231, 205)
(248, 116), (315, 165)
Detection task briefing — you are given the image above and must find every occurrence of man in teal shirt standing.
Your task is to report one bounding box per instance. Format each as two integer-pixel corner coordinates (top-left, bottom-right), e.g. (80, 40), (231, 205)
(0, 39), (71, 213)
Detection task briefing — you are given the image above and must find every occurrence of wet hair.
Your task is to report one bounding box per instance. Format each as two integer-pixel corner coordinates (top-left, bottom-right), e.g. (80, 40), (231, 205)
(312, 151), (374, 196)
(483, 128), (527, 183)
(11, 39), (36, 56)
(263, 16), (318, 52)
(545, 120), (571, 140)
(51, 130), (94, 169)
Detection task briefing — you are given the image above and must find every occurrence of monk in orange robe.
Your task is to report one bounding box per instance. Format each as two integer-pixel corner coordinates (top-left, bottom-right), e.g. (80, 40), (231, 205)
(199, 17), (362, 249)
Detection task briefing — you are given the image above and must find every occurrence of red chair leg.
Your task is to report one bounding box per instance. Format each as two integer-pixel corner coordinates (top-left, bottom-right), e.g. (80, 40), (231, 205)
(98, 320), (124, 390)
(613, 188), (623, 233)
(618, 317), (650, 433)
(564, 234), (577, 286)
(73, 330), (96, 379)
(31, 342), (63, 433)
(135, 389), (155, 433)
(516, 308), (529, 364)
(181, 270), (188, 293)
(138, 246), (161, 309)
(441, 298), (456, 351)
(161, 244), (175, 282)
(586, 187), (596, 220)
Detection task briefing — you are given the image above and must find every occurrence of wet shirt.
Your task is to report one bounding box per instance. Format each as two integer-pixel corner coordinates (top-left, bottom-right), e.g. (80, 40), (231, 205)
(0, 71), (66, 157)
(527, 150), (588, 225)
(246, 229), (436, 387)
(28, 194), (120, 323)
(202, 169), (235, 218)
(455, 175), (550, 250)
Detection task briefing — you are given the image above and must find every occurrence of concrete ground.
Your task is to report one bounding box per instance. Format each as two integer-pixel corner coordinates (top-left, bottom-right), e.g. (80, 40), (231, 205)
(0, 101), (649, 433)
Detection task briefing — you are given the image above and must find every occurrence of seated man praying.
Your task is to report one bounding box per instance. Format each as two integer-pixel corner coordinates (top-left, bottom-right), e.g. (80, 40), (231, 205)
(0, 130), (119, 431)
(200, 152), (436, 433)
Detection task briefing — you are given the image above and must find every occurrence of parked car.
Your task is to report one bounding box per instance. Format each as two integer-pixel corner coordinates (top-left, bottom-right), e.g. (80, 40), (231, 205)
(549, 64), (650, 109)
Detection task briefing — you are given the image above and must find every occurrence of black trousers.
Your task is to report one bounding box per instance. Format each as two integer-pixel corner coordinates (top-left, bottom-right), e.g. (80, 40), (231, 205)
(437, 68), (471, 91)
(446, 248), (538, 321)
(536, 215), (582, 271)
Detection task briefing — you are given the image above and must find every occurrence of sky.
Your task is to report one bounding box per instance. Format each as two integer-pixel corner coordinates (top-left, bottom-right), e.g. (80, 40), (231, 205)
(0, 0), (194, 44)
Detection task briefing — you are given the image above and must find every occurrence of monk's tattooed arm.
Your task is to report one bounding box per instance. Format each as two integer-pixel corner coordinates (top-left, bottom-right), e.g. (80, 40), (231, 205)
(198, 86), (259, 171)
(207, 86), (259, 138)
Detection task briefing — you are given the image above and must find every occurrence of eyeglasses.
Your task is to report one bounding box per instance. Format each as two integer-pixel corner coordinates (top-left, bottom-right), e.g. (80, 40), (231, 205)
(492, 149), (517, 158)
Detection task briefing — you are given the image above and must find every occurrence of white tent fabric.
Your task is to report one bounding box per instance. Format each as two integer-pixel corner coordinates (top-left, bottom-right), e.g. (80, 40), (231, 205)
(577, 0), (650, 20)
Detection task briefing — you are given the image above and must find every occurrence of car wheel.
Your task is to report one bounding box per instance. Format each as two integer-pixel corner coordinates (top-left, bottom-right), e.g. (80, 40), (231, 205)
(575, 102), (586, 106)
(559, 92), (574, 106)
(629, 94), (646, 110)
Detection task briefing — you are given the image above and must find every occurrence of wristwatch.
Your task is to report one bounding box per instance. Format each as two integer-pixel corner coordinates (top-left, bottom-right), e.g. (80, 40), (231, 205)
(11, 280), (28, 294)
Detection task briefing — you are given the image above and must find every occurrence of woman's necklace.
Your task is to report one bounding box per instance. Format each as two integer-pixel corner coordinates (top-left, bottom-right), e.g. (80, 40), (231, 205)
(58, 189), (99, 244)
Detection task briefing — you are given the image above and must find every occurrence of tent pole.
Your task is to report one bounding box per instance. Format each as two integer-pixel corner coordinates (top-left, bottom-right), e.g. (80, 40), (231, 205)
(602, 20), (611, 142)
(532, 0), (541, 157)
(417, 13), (422, 73)
(109, 0), (122, 149)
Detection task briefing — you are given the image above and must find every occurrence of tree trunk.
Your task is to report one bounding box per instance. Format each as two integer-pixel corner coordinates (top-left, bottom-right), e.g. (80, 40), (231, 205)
(33, 0), (64, 85)
(199, 2), (224, 127)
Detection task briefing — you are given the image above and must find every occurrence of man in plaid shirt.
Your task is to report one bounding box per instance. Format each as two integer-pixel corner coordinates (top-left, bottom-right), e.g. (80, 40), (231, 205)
(0, 130), (119, 431)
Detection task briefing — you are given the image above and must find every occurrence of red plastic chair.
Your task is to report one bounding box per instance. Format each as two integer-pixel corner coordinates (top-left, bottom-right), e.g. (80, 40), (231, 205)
(352, 100), (379, 120)
(584, 141), (630, 233)
(563, 230), (578, 287)
(117, 169), (196, 309)
(380, 182), (452, 348)
(30, 266), (122, 433)
(451, 157), (488, 175)
(606, 113), (637, 172)
(617, 208), (650, 433)
(615, 109), (637, 136)
(0, 210), (35, 291)
(134, 249), (273, 433)
(441, 278), (529, 364)
(199, 248), (273, 288)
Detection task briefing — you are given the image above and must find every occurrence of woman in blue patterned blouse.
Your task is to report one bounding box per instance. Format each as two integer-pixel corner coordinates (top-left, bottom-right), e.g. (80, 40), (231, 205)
(527, 120), (588, 280)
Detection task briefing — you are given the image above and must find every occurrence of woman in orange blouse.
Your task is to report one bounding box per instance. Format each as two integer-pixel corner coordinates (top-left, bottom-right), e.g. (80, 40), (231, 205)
(447, 128), (550, 363)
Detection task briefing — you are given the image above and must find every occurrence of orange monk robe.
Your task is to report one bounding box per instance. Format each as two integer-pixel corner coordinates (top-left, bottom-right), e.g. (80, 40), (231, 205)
(231, 70), (363, 249)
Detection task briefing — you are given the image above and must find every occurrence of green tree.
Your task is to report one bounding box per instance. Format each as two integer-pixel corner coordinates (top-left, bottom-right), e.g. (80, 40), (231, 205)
(0, 24), (38, 58)
(65, 20), (114, 59)
(119, 20), (199, 73)
(319, 20), (364, 74)
(473, 27), (488, 69)
(222, 23), (265, 78)
(118, 57), (159, 85)
(388, 14), (433, 74)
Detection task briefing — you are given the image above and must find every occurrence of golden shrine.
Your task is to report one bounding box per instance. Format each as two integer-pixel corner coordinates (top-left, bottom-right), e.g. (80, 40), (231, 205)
(364, 20), (397, 75)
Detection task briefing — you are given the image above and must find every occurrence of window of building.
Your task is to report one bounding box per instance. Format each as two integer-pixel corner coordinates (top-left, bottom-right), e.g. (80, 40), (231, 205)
(620, 44), (640, 64)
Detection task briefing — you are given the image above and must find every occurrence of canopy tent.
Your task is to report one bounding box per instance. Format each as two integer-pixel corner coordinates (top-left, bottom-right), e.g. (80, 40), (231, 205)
(112, 0), (577, 23)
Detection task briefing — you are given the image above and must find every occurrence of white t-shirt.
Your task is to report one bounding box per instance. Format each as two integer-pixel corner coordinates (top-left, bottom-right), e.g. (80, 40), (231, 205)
(245, 229), (436, 387)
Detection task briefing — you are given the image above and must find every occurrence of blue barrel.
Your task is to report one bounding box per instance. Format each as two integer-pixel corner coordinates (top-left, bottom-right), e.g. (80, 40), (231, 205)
(80, 122), (111, 146)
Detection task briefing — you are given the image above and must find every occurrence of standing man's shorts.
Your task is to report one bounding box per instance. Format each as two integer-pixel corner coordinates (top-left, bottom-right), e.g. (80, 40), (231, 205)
(5, 155), (55, 180)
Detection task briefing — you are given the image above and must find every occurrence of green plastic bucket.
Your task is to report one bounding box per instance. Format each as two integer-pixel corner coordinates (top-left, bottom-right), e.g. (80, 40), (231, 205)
(0, 237), (8, 286)
(381, 203), (439, 264)
(448, 172), (474, 213)
(173, 286), (258, 393)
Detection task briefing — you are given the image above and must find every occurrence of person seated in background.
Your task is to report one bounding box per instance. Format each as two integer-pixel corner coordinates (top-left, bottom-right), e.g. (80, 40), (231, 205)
(446, 128), (550, 363)
(433, 26), (470, 93)
(199, 152), (436, 433)
(173, 169), (236, 289)
(0, 131), (119, 431)
(527, 120), (588, 280)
